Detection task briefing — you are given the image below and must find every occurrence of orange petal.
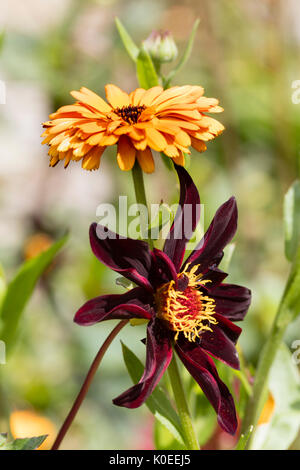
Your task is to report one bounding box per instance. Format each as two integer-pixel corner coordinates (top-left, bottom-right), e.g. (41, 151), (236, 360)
(191, 137), (207, 153)
(130, 88), (146, 106)
(117, 136), (136, 171)
(145, 128), (167, 152)
(10, 410), (57, 450)
(164, 145), (179, 158)
(137, 147), (155, 173)
(258, 392), (275, 425)
(175, 130), (191, 147)
(172, 152), (185, 166)
(70, 88), (111, 113)
(105, 84), (130, 108)
(77, 121), (107, 133)
(82, 147), (105, 170)
(133, 139), (147, 151)
(140, 86), (164, 107)
(86, 132), (105, 145)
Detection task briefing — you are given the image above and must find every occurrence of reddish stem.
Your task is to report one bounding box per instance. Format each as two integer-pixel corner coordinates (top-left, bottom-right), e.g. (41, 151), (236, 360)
(51, 320), (128, 450)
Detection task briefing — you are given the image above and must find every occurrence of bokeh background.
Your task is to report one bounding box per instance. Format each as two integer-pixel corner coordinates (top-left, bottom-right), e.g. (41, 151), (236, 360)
(0, 0), (300, 450)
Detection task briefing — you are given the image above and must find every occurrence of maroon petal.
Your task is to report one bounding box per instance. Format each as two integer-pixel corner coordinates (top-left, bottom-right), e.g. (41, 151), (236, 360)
(163, 164), (200, 272)
(150, 248), (178, 288)
(90, 223), (153, 291)
(199, 314), (242, 369)
(200, 267), (228, 288)
(176, 339), (238, 435)
(74, 287), (153, 326)
(208, 283), (251, 321)
(184, 197), (237, 274)
(113, 319), (172, 408)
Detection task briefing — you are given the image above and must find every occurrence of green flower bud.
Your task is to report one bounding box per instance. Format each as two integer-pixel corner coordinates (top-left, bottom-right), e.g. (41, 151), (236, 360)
(143, 31), (178, 64)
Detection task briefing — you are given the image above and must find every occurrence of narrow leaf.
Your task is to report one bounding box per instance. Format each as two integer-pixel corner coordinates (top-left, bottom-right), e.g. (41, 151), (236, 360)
(164, 19), (200, 87)
(121, 342), (184, 444)
(219, 243), (236, 272)
(0, 435), (47, 451)
(136, 45), (159, 89)
(284, 180), (300, 261)
(115, 18), (140, 63)
(0, 235), (68, 351)
(0, 264), (6, 308)
(235, 425), (254, 450)
(0, 31), (4, 53)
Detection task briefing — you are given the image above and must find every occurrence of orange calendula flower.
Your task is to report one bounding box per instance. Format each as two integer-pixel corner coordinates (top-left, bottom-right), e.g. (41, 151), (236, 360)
(42, 84), (224, 173)
(10, 410), (57, 450)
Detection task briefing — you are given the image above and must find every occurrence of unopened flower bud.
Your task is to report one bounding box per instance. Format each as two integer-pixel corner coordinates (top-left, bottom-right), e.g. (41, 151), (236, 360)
(143, 31), (178, 64)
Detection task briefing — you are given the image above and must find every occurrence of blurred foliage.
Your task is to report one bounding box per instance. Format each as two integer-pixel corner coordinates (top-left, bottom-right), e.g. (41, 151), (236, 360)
(0, 0), (299, 450)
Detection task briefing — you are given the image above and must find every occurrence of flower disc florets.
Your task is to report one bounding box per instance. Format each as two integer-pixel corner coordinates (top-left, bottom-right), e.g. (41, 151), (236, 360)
(155, 264), (217, 342)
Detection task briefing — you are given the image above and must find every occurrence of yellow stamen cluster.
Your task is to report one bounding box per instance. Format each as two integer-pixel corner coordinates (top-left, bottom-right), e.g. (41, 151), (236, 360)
(155, 264), (217, 342)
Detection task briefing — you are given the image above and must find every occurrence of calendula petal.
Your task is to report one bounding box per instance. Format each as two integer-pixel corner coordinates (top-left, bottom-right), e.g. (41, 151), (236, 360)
(191, 137), (207, 153)
(136, 147), (155, 173)
(172, 152), (185, 166)
(117, 136), (136, 171)
(105, 84), (130, 108)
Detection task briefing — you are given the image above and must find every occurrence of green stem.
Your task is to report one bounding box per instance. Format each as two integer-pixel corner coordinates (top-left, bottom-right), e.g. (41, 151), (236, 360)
(168, 353), (199, 450)
(242, 258), (297, 448)
(131, 161), (153, 248)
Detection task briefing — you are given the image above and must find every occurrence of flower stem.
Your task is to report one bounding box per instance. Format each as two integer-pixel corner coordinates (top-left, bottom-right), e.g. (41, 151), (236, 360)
(242, 254), (299, 448)
(51, 320), (128, 450)
(131, 161), (153, 248)
(242, 322), (284, 449)
(168, 353), (199, 450)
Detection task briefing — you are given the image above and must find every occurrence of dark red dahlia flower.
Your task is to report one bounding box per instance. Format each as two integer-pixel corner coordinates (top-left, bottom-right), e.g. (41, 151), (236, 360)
(74, 165), (251, 435)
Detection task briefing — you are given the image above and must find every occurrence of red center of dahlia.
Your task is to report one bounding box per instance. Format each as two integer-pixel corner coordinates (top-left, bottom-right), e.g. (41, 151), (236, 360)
(155, 265), (217, 342)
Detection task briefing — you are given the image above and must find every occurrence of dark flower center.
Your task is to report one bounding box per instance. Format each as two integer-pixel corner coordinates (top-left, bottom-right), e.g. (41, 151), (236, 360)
(115, 105), (146, 124)
(155, 264), (217, 342)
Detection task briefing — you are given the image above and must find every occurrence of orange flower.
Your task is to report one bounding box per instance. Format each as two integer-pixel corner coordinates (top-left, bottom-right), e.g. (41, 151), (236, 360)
(42, 84), (224, 173)
(258, 392), (275, 425)
(10, 410), (57, 450)
(23, 233), (53, 260)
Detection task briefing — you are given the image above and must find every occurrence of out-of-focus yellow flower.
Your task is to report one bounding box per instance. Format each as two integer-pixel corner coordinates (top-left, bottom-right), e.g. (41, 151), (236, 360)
(10, 410), (57, 450)
(42, 84), (224, 173)
(258, 392), (275, 425)
(23, 233), (53, 260)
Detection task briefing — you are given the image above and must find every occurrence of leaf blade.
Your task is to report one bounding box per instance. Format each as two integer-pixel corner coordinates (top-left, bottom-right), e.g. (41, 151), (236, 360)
(164, 19), (200, 87)
(121, 341), (184, 444)
(115, 17), (140, 63)
(0, 235), (68, 351)
(136, 45), (159, 89)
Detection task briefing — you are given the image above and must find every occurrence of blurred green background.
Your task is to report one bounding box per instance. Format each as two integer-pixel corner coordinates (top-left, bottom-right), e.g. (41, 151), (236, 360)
(0, 0), (299, 449)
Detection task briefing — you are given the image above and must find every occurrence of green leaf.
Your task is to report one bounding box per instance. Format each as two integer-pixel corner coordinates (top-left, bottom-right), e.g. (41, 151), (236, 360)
(121, 342), (184, 445)
(219, 243), (236, 272)
(148, 202), (175, 238)
(0, 435), (47, 450)
(160, 152), (174, 171)
(154, 420), (185, 450)
(235, 425), (254, 450)
(115, 276), (133, 290)
(164, 19), (200, 88)
(277, 244), (300, 327)
(284, 180), (300, 261)
(136, 45), (159, 90)
(0, 264), (6, 308)
(0, 235), (68, 351)
(0, 31), (5, 53)
(250, 343), (300, 450)
(115, 18), (140, 63)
